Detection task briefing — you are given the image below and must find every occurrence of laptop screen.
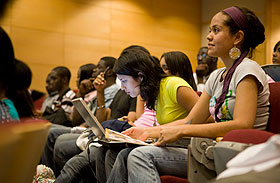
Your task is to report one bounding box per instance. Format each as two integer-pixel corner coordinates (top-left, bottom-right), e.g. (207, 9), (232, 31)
(72, 98), (105, 139)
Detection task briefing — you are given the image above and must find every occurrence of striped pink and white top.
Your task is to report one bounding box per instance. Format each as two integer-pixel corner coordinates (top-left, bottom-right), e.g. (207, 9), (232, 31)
(134, 106), (159, 127)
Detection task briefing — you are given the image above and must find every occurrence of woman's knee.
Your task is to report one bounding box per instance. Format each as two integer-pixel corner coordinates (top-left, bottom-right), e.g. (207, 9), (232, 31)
(54, 134), (80, 159)
(128, 147), (152, 164)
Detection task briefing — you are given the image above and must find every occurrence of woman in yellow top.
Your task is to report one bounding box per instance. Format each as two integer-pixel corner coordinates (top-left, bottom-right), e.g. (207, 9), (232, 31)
(104, 49), (200, 183)
(115, 49), (199, 125)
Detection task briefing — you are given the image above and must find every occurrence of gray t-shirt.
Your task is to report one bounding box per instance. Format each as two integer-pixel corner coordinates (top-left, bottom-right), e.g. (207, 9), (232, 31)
(205, 58), (269, 130)
(89, 83), (120, 115)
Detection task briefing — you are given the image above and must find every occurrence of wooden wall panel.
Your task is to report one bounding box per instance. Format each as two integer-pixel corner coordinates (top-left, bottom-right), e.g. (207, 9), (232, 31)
(11, 0), (65, 32)
(111, 0), (153, 14)
(1, 0), (201, 92)
(201, 0), (267, 67)
(2, 0), (279, 92)
(266, 0), (280, 64)
(64, 2), (111, 38)
(111, 9), (154, 44)
(11, 27), (65, 66)
(64, 34), (111, 67)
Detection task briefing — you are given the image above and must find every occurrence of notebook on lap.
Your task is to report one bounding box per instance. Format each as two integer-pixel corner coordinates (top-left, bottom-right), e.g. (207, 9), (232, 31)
(72, 98), (151, 147)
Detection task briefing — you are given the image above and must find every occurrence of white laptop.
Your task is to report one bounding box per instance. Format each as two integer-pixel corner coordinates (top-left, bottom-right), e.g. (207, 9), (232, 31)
(72, 98), (150, 147)
(72, 98), (106, 139)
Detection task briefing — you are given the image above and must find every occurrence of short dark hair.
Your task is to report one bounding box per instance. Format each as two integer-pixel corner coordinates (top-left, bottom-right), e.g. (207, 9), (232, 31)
(222, 6), (265, 58)
(161, 51), (197, 91)
(100, 56), (117, 79)
(274, 41), (280, 52)
(114, 49), (166, 110)
(52, 66), (71, 83)
(100, 56), (117, 69)
(198, 47), (218, 73)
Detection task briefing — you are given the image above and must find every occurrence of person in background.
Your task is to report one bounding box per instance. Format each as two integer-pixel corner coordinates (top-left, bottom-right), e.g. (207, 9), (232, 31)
(0, 27), (35, 122)
(8, 59), (37, 119)
(72, 63), (97, 126)
(42, 66), (76, 127)
(40, 64), (97, 118)
(40, 57), (120, 174)
(49, 66), (76, 116)
(98, 50), (199, 183)
(261, 41), (280, 83)
(71, 57), (120, 126)
(40, 73), (59, 113)
(272, 41), (280, 64)
(55, 47), (199, 183)
(160, 51), (197, 91)
(76, 63), (97, 99)
(108, 6), (269, 183)
(52, 54), (137, 176)
(194, 47), (218, 92)
(0, 27), (19, 123)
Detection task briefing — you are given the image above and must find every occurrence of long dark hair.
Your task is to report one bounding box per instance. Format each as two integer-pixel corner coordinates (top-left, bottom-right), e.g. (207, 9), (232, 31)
(0, 27), (15, 91)
(0, 28), (35, 118)
(7, 59), (35, 118)
(222, 6), (265, 58)
(113, 49), (166, 110)
(121, 45), (150, 55)
(78, 63), (96, 86)
(161, 51), (197, 91)
(214, 6), (265, 122)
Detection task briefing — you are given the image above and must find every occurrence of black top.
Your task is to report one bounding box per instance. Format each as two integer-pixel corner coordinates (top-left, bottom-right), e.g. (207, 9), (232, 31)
(109, 89), (136, 120)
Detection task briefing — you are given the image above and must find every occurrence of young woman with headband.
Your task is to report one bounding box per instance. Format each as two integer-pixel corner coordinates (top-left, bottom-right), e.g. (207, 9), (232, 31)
(107, 6), (269, 182)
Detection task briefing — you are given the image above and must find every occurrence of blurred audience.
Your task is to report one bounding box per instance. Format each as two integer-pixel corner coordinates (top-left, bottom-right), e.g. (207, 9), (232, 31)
(42, 66), (76, 127)
(160, 51), (197, 91)
(194, 46), (218, 91)
(40, 56), (120, 174)
(0, 27), (36, 122)
(41, 73), (59, 113)
(272, 41), (280, 64)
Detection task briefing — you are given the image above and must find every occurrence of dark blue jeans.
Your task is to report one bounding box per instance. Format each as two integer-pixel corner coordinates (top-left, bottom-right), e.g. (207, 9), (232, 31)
(102, 119), (132, 132)
(106, 148), (134, 183)
(41, 124), (71, 172)
(55, 120), (132, 183)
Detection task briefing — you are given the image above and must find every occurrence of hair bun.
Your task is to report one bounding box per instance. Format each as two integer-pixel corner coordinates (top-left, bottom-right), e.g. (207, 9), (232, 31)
(240, 7), (265, 53)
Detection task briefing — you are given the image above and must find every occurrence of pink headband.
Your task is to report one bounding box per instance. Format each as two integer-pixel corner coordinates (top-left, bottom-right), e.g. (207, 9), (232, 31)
(223, 6), (248, 31)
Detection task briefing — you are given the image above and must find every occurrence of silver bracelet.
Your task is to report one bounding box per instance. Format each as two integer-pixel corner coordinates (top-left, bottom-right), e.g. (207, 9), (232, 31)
(96, 105), (105, 110)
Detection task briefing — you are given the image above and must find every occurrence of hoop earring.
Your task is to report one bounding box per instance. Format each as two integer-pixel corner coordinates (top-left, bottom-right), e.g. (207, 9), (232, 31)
(229, 46), (241, 60)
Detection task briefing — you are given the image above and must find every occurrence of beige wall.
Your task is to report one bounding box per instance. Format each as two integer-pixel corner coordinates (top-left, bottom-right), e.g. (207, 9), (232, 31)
(201, 0), (280, 67)
(201, 0), (267, 68)
(0, 0), (201, 92)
